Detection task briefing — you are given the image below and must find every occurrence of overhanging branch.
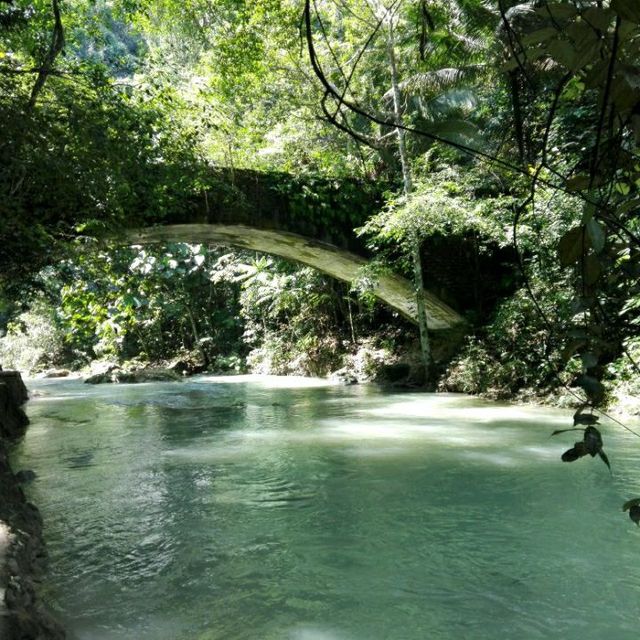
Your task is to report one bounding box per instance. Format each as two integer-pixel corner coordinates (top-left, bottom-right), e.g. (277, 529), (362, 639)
(27, 0), (64, 110)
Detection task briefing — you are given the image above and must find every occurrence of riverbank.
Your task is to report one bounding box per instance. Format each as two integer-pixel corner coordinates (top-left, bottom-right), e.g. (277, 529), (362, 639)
(28, 344), (640, 420)
(0, 371), (65, 639)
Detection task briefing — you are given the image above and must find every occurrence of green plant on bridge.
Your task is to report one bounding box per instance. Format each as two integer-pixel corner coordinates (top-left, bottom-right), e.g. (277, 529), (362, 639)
(359, 165), (511, 252)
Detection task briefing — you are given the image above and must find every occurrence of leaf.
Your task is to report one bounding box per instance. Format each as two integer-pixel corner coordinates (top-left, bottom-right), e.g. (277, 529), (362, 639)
(622, 68), (640, 91)
(562, 441), (587, 461)
(581, 201), (596, 224)
(582, 6), (615, 31)
(614, 180), (632, 195)
(611, 0), (640, 23)
(583, 254), (601, 286)
(521, 27), (558, 45)
(551, 427), (584, 436)
(612, 75), (640, 110)
(566, 22), (600, 67)
(617, 197), (640, 214)
(572, 41), (600, 72)
(598, 450), (612, 473)
(619, 18), (640, 40)
(584, 60), (609, 89)
(566, 174), (591, 191)
(583, 426), (603, 456)
(558, 226), (588, 267)
(573, 411), (599, 426)
(586, 218), (605, 253)
(566, 20), (592, 43)
(546, 38), (576, 68)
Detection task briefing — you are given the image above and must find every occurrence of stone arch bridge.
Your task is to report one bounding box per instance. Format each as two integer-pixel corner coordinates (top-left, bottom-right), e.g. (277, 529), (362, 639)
(124, 168), (464, 331)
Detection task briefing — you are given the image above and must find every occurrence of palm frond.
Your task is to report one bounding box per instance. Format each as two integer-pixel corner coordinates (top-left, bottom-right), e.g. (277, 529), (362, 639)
(382, 65), (485, 103)
(426, 117), (482, 147)
(419, 88), (478, 120)
(404, 65), (485, 94)
(448, 30), (487, 53)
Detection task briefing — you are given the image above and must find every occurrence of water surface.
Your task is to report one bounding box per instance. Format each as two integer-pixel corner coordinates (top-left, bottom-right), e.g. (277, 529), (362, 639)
(12, 376), (640, 640)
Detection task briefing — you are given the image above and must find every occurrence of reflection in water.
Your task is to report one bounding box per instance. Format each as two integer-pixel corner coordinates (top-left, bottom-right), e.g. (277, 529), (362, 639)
(12, 376), (640, 640)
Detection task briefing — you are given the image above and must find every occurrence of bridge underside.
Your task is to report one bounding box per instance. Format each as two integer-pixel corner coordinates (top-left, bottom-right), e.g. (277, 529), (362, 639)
(125, 224), (465, 330)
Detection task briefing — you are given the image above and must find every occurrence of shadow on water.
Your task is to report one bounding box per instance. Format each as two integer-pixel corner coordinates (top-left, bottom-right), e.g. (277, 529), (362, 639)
(62, 449), (95, 469)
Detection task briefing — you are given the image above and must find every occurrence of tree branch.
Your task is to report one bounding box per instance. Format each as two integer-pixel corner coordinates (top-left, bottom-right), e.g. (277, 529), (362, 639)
(27, 0), (64, 110)
(589, 15), (620, 189)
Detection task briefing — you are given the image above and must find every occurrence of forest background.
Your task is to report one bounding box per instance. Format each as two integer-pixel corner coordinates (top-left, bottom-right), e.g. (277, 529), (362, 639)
(1, 0), (639, 414)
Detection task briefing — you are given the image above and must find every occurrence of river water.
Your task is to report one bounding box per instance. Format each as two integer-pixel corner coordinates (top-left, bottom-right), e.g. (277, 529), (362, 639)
(11, 376), (640, 640)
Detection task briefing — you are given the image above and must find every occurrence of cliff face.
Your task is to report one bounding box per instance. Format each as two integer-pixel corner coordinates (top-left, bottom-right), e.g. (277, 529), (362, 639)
(0, 371), (66, 640)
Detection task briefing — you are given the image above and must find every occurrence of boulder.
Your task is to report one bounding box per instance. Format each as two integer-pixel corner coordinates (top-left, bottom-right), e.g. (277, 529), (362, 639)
(42, 369), (70, 379)
(0, 372), (28, 405)
(0, 370), (66, 639)
(85, 367), (181, 384)
(329, 367), (359, 385)
(375, 362), (426, 388)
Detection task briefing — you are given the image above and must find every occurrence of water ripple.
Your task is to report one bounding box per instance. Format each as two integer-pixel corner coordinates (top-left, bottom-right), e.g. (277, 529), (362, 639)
(16, 377), (640, 640)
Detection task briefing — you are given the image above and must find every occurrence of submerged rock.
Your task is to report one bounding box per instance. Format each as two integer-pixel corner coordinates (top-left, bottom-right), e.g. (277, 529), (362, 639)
(15, 469), (37, 484)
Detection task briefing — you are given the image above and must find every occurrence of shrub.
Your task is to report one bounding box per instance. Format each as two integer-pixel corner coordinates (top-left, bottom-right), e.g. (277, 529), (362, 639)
(0, 301), (69, 373)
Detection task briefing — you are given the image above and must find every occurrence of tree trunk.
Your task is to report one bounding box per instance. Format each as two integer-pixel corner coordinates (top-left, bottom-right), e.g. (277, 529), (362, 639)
(386, 21), (432, 385)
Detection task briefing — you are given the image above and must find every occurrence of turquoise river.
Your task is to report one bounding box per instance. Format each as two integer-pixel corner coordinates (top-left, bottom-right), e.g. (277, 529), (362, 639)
(11, 376), (640, 639)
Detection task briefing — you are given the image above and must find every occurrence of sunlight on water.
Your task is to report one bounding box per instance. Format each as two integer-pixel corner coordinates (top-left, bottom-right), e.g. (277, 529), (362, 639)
(12, 377), (640, 640)
(194, 374), (336, 388)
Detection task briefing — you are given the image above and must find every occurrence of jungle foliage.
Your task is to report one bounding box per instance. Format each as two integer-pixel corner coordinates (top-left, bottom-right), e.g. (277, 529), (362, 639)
(1, 1), (640, 512)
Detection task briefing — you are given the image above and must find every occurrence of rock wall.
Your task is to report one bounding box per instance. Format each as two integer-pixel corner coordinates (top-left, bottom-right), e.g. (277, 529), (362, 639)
(0, 371), (65, 639)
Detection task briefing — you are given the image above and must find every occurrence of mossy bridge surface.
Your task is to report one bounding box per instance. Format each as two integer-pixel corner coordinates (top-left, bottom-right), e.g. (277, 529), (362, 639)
(124, 168), (464, 330)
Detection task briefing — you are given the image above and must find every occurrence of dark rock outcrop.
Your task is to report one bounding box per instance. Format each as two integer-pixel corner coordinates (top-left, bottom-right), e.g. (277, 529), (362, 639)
(329, 368), (359, 385)
(0, 372), (29, 440)
(0, 371), (66, 639)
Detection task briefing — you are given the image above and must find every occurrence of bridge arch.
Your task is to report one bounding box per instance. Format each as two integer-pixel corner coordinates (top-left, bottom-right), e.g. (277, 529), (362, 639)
(125, 224), (465, 330)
